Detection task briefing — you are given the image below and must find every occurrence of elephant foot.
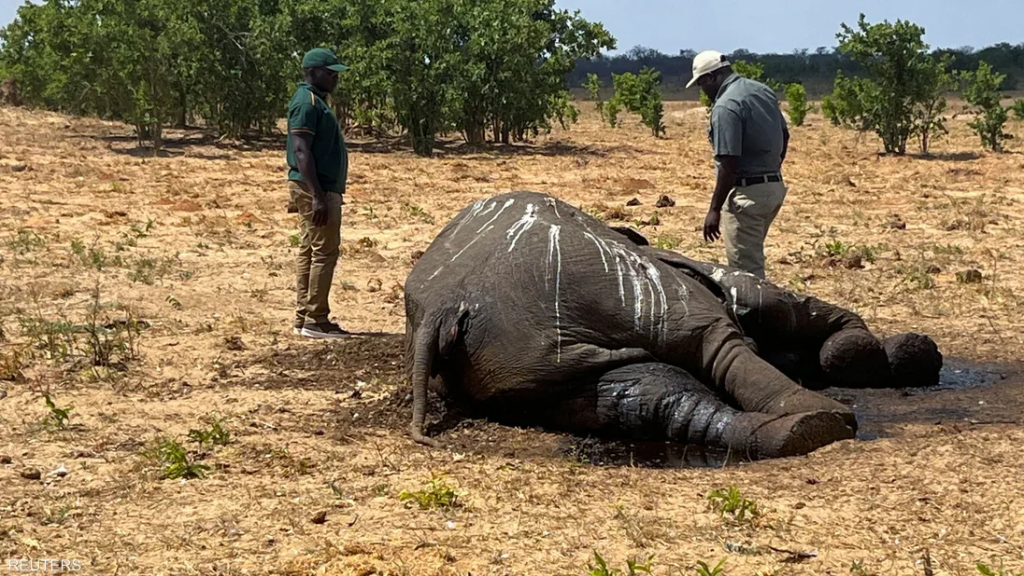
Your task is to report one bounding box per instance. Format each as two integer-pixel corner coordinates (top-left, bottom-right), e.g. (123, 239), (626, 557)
(819, 328), (891, 387)
(764, 387), (857, 431)
(883, 332), (943, 388)
(726, 410), (855, 459)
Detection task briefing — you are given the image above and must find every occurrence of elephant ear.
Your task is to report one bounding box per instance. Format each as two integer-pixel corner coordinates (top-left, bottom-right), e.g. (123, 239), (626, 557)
(438, 305), (470, 358)
(609, 226), (650, 246)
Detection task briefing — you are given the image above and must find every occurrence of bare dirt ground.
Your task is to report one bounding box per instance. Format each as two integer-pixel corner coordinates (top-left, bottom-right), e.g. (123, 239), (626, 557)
(1, 100), (1023, 576)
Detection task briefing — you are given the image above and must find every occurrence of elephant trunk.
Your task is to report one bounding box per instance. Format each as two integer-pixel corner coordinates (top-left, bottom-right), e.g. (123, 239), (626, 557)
(707, 332), (858, 431)
(409, 315), (442, 448)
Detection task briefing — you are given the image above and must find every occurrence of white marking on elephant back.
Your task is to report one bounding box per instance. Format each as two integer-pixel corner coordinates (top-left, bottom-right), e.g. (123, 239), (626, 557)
(676, 281), (690, 319)
(711, 267), (726, 282)
(643, 261), (668, 338)
(547, 225), (563, 362)
(506, 204), (538, 251)
(582, 231), (610, 273)
(729, 286), (739, 318)
(477, 198), (515, 233)
(545, 197), (561, 218)
(451, 199), (487, 237)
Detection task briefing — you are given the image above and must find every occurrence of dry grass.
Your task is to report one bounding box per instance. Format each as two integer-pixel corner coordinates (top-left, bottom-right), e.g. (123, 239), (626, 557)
(1, 100), (1023, 575)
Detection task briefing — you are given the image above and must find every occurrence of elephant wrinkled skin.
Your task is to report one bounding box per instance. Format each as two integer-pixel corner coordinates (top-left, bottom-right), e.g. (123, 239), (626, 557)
(403, 191), (942, 460)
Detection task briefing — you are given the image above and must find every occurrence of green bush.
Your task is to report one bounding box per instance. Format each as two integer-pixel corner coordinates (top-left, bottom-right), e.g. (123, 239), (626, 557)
(960, 62), (1014, 152)
(785, 83), (809, 126)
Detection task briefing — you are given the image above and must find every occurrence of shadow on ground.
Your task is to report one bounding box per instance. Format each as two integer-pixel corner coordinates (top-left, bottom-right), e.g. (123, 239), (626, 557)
(237, 336), (1024, 469)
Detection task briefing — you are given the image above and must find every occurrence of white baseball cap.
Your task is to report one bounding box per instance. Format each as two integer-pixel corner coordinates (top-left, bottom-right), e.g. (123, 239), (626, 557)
(686, 50), (730, 89)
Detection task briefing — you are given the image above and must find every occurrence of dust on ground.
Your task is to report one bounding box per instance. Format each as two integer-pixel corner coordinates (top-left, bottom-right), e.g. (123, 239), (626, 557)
(1, 102), (1023, 575)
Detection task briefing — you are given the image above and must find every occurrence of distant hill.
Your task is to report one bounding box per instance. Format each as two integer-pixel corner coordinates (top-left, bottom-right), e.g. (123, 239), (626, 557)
(569, 44), (1024, 101)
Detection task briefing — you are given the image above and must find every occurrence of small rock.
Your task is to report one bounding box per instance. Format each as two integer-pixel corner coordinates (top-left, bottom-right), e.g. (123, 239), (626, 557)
(224, 336), (247, 351)
(626, 198), (641, 206)
(655, 195), (676, 208)
(888, 220), (907, 230)
(0, 389), (6, 400)
(925, 265), (942, 275)
(367, 278), (383, 293)
(311, 510), (328, 525)
(48, 463), (68, 478)
(842, 253), (864, 270)
(410, 250), (425, 263)
(21, 468), (41, 480)
(806, 478), (819, 485)
(0, 455), (11, 465)
(11, 163), (27, 173)
(957, 269), (983, 284)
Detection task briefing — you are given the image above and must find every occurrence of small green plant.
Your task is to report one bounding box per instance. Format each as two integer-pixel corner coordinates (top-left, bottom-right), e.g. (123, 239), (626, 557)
(7, 229), (47, 255)
(896, 263), (936, 290)
(1012, 98), (1024, 120)
(977, 562), (1023, 576)
(288, 234), (301, 248)
(587, 551), (653, 576)
(584, 73), (605, 117)
(43, 393), (73, 429)
(694, 559), (726, 576)
(707, 486), (758, 522)
(147, 437), (210, 480)
(785, 83), (810, 127)
(824, 239), (850, 258)
(188, 415), (231, 448)
(408, 205), (435, 224)
(399, 473), (462, 510)
(653, 235), (681, 250)
(850, 560), (876, 576)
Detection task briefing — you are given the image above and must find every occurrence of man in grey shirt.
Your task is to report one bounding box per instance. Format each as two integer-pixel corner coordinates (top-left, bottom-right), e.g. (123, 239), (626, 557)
(687, 50), (790, 279)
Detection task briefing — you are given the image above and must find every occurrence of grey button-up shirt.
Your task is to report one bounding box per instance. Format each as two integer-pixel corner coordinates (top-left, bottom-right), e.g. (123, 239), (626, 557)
(708, 72), (788, 179)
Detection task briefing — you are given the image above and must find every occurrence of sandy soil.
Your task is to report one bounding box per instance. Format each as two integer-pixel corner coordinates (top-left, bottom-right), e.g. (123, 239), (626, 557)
(1, 101), (1023, 576)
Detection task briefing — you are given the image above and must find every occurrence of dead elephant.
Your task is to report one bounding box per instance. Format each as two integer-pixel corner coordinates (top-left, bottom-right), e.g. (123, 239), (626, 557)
(403, 191), (937, 460)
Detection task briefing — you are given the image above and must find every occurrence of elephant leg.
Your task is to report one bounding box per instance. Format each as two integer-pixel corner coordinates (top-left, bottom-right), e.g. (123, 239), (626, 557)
(818, 327), (892, 387)
(547, 362), (855, 460)
(705, 327), (858, 430)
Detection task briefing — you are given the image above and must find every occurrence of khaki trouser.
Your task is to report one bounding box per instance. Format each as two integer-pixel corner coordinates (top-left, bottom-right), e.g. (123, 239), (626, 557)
(291, 181), (343, 327)
(721, 179), (787, 280)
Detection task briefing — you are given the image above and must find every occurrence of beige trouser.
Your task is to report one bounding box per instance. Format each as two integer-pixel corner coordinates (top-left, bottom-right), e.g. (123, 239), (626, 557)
(721, 179), (788, 279)
(291, 181), (343, 327)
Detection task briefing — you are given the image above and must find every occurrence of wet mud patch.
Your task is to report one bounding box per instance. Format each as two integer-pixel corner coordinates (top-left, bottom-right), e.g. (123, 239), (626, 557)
(821, 357), (1023, 441)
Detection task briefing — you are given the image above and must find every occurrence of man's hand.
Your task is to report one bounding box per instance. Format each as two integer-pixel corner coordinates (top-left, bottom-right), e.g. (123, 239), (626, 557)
(311, 193), (329, 227)
(703, 209), (721, 243)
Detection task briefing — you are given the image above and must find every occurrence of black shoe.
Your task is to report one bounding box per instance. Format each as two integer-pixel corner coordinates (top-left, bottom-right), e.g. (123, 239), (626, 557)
(300, 321), (351, 339)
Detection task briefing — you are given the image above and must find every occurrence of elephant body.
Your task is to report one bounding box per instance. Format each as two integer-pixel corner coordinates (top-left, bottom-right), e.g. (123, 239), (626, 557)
(404, 191), (940, 460)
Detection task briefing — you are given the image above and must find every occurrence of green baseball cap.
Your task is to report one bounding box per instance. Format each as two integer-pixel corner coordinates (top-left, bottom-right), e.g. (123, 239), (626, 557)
(301, 48), (349, 72)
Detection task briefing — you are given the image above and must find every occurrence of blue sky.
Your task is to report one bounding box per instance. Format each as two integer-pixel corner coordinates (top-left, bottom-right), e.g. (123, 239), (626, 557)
(1, 0), (1021, 55)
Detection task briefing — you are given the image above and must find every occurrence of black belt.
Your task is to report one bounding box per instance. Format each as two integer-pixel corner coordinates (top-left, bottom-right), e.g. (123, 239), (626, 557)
(735, 173), (782, 187)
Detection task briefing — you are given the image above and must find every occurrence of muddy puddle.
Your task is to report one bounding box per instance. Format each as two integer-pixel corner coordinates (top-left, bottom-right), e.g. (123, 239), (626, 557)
(565, 357), (1023, 469)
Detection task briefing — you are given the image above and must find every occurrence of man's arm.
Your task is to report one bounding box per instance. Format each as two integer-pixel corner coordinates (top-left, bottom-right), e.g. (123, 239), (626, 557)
(289, 99), (329, 228)
(781, 122), (790, 163)
(704, 105), (743, 243)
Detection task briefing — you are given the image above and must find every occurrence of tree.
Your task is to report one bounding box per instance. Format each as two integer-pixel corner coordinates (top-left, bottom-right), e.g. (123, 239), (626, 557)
(825, 14), (950, 155)
(605, 67), (665, 136)
(959, 61), (1014, 152)
(785, 83), (809, 127)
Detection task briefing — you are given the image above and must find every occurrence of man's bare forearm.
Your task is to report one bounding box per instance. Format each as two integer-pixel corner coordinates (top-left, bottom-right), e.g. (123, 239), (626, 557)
(709, 156), (739, 212)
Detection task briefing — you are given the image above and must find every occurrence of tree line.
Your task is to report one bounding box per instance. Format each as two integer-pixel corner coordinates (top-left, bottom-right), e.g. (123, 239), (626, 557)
(570, 41), (1024, 97)
(0, 0), (614, 155)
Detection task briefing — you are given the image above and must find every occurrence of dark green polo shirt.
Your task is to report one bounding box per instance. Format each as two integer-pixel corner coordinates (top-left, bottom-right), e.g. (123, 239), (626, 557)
(709, 73), (788, 179)
(286, 82), (347, 194)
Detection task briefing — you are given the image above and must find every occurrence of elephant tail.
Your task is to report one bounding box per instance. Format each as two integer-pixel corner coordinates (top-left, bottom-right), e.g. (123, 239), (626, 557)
(409, 312), (442, 448)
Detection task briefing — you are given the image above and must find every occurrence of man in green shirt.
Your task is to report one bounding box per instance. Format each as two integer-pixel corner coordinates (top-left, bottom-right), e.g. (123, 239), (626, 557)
(287, 48), (350, 338)
(688, 50), (790, 280)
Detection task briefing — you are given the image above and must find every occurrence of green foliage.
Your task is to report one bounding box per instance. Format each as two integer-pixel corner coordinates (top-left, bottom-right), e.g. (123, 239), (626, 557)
(587, 551), (653, 576)
(977, 562), (1023, 576)
(0, 0), (614, 153)
(694, 559), (726, 576)
(825, 14), (953, 155)
(43, 393), (73, 430)
(147, 437), (210, 480)
(706, 486), (759, 522)
(398, 473), (462, 510)
(1012, 99), (1024, 119)
(959, 61), (1014, 152)
(606, 67), (665, 136)
(785, 83), (809, 126)
(188, 415), (231, 448)
(584, 73), (605, 117)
